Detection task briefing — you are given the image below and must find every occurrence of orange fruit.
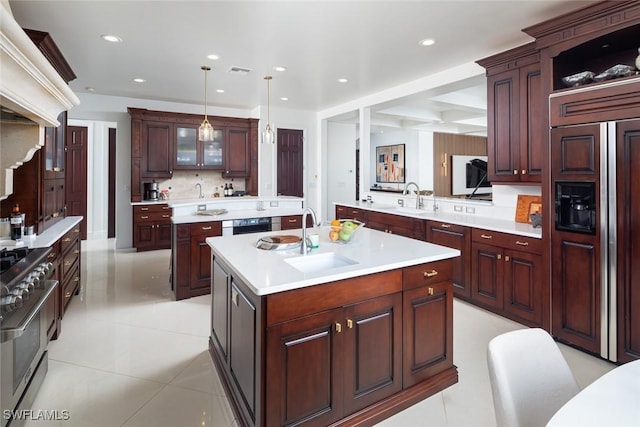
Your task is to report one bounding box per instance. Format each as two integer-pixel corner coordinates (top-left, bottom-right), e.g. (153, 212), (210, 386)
(331, 219), (341, 226)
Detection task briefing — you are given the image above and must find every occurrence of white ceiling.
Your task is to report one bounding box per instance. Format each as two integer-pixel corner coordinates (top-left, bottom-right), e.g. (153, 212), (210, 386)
(8, 0), (596, 133)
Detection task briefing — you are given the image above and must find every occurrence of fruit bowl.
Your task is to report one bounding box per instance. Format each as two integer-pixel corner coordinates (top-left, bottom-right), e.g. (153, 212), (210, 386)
(328, 219), (365, 243)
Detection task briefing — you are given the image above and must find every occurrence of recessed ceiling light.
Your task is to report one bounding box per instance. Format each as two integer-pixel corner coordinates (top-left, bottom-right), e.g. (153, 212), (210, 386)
(207, 54), (220, 60)
(132, 78), (146, 83)
(101, 34), (122, 43)
(85, 87), (96, 92)
(337, 78), (348, 83)
(274, 66), (287, 72)
(280, 97), (288, 101)
(216, 89), (225, 93)
(419, 38), (436, 47)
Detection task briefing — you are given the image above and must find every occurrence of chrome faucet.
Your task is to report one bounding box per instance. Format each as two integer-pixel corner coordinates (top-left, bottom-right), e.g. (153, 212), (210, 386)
(300, 207), (318, 255)
(195, 183), (204, 199)
(402, 181), (423, 209)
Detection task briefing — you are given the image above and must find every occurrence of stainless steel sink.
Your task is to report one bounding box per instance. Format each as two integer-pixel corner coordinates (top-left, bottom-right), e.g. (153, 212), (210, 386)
(196, 209), (228, 216)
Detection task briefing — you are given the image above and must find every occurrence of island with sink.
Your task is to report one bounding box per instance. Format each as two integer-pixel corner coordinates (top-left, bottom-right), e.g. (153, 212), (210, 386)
(206, 225), (460, 427)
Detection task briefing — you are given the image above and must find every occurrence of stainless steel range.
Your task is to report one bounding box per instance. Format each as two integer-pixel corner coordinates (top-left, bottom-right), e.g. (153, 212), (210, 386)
(1, 247), (57, 427)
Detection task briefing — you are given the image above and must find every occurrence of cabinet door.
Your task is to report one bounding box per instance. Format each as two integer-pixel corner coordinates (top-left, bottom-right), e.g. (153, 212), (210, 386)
(471, 242), (503, 309)
(211, 259), (230, 359)
(487, 69), (520, 182)
(426, 222), (471, 298)
(343, 293), (402, 415)
(134, 222), (155, 251)
(190, 227), (216, 291)
(229, 283), (257, 419)
(519, 63), (542, 182)
(202, 129), (224, 168)
(281, 215), (302, 230)
(156, 222), (172, 249)
(224, 127), (250, 177)
(503, 249), (542, 326)
(44, 111), (67, 180)
(142, 121), (172, 178)
(403, 281), (453, 387)
(174, 125), (198, 169)
(266, 308), (344, 427)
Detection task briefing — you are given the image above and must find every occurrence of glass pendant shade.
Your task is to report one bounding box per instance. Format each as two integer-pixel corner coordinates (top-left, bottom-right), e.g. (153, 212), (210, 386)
(199, 66), (214, 142)
(262, 76), (275, 144)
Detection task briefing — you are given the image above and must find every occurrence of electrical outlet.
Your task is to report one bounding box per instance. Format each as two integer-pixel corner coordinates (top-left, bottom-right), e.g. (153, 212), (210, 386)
(397, 199), (404, 206)
(270, 201), (279, 207)
(465, 206), (475, 214)
(454, 205), (463, 212)
(197, 204), (206, 211)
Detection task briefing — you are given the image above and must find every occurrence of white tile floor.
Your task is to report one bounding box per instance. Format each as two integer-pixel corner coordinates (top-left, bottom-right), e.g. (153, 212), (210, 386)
(25, 239), (614, 427)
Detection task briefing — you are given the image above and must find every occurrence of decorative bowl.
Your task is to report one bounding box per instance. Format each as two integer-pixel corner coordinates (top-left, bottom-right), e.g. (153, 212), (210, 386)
(328, 219), (365, 243)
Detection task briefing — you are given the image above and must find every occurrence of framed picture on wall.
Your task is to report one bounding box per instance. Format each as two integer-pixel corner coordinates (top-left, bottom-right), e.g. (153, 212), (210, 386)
(376, 144), (405, 183)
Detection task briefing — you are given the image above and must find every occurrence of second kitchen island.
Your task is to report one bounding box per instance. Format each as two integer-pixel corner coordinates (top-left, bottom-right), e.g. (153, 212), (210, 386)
(207, 226), (460, 427)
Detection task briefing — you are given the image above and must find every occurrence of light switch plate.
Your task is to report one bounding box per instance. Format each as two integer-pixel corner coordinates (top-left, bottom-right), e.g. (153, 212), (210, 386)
(454, 205), (463, 212)
(197, 204), (207, 211)
(270, 201), (279, 207)
(466, 206), (475, 214)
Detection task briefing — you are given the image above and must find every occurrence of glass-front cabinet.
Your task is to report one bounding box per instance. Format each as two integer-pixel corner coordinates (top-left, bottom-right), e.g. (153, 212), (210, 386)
(174, 125), (223, 170)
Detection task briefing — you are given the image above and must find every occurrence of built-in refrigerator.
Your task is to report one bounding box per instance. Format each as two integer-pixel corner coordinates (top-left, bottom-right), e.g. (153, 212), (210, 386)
(551, 118), (640, 363)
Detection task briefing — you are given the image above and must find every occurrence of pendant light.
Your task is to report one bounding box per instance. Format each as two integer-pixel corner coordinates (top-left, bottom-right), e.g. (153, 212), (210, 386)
(198, 66), (214, 142)
(262, 75), (274, 144)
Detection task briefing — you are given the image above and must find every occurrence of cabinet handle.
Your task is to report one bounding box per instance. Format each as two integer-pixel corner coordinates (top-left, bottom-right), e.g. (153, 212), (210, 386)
(335, 322), (342, 333)
(288, 219), (297, 223)
(162, 206), (170, 210)
(428, 287), (434, 296)
(53, 167), (61, 172)
(65, 291), (72, 298)
(424, 270), (438, 278)
(63, 237), (71, 242)
(440, 224), (451, 228)
(521, 170), (526, 175)
(231, 289), (239, 306)
(515, 240), (529, 246)
(201, 226), (212, 230)
(74, 228), (80, 233)
(48, 253), (56, 259)
(505, 255), (510, 262)
(64, 261), (71, 266)
(347, 319), (353, 329)
(513, 170), (518, 175)
(52, 212), (59, 218)
(74, 250), (79, 254)
(140, 215), (149, 219)
(140, 207), (149, 211)
(480, 234), (493, 239)
(74, 276), (80, 282)
(497, 254), (502, 260)
(162, 214), (170, 218)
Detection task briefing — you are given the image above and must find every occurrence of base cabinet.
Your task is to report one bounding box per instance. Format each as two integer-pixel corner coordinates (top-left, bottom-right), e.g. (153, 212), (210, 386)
(133, 204), (172, 251)
(471, 229), (544, 328)
(210, 258), (457, 427)
(425, 221), (471, 299)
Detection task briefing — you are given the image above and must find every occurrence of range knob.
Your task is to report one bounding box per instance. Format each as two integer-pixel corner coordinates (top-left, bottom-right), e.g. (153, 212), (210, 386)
(17, 281), (34, 296)
(38, 262), (53, 276)
(1, 295), (17, 311)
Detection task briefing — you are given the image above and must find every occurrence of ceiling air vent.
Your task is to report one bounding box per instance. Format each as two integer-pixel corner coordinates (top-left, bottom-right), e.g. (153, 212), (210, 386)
(228, 66), (252, 75)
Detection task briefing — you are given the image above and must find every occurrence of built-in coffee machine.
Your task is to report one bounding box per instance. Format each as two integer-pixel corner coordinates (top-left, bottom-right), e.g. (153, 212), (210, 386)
(554, 181), (596, 234)
(143, 180), (159, 201)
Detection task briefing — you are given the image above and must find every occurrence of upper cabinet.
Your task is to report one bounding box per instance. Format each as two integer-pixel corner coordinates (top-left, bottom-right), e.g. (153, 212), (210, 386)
(128, 108), (259, 201)
(477, 43), (543, 184)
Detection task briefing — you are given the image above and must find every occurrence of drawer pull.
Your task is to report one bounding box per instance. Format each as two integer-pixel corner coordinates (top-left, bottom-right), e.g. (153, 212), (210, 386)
(74, 250), (80, 254)
(347, 319), (353, 329)
(52, 212), (59, 218)
(424, 270), (438, 278)
(521, 170), (526, 175)
(140, 207), (149, 211)
(162, 214), (170, 218)
(65, 291), (72, 298)
(515, 241), (529, 246)
(162, 206), (170, 210)
(440, 224), (451, 228)
(505, 256), (510, 262)
(480, 234), (493, 239)
(288, 219), (297, 223)
(201, 226), (212, 230)
(48, 253), (56, 259)
(73, 228), (80, 233)
(513, 169), (518, 175)
(53, 167), (61, 172)
(63, 237), (71, 242)
(428, 287), (434, 296)
(65, 261), (71, 267)
(335, 322), (342, 333)
(497, 254), (502, 260)
(140, 215), (149, 219)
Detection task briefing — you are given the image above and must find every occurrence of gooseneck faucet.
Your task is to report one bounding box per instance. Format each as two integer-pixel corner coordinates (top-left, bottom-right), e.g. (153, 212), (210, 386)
(402, 181), (423, 209)
(300, 207), (318, 255)
(195, 183), (204, 199)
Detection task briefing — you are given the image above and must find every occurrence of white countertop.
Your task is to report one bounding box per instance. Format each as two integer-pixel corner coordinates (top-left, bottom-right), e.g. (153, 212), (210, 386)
(131, 195), (303, 207)
(207, 226), (460, 296)
(0, 216), (83, 250)
(338, 201), (542, 239)
(172, 207), (307, 224)
(546, 359), (640, 427)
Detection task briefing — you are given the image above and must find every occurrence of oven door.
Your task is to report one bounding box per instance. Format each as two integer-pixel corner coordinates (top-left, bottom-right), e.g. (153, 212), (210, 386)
(1, 280), (58, 427)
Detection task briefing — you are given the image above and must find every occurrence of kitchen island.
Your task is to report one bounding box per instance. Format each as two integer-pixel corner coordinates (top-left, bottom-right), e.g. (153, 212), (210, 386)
(207, 226), (460, 427)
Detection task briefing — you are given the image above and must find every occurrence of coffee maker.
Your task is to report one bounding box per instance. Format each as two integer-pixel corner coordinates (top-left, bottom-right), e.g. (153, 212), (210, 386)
(143, 180), (159, 201)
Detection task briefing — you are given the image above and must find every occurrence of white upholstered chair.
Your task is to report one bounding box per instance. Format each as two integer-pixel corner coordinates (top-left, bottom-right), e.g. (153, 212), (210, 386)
(487, 328), (580, 427)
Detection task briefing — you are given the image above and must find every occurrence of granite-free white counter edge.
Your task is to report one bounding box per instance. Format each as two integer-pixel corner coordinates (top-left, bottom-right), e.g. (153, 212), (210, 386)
(336, 201), (542, 239)
(172, 207), (308, 224)
(2, 216), (83, 249)
(207, 226), (459, 296)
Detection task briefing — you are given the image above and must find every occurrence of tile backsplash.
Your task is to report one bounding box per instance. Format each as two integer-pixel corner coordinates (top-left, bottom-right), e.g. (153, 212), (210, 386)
(151, 171), (245, 200)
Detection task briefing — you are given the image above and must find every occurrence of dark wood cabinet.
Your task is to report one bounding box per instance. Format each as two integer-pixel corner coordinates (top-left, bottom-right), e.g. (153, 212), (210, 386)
(471, 228), (544, 328)
(279, 214), (313, 230)
(132, 204), (172, 251)
(172, 221), (222, 300)
(335, 205), (366, 222)
(425, 221), (471, 298)
(211, 259), (457, 427)
(43, 111), (67, 180)
(364, 210), (425, 240)
(223, 127), (251, 178)
(128, 108), (259, 202)
(477, 43), (542, 183)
